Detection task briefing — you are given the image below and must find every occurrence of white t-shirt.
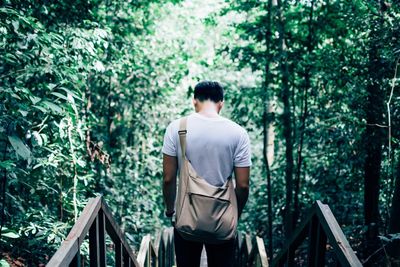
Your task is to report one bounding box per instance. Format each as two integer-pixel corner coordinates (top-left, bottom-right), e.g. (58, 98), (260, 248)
(162, 112), (252, 187)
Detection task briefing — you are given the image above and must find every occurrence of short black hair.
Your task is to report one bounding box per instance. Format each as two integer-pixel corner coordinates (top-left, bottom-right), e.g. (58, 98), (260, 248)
(194, 81), (224, 103)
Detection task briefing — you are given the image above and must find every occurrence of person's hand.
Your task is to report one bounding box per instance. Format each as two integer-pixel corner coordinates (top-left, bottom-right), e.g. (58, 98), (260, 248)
(165, 210), (175, 227)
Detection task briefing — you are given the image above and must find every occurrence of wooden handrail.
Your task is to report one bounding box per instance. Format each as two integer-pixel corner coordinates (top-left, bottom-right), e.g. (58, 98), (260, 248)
(47, 196), (139, 266)
(46, 195), (267, 266)
(48, 197), (357, 267)
(235, 232), (269, 267)
(137, 228), (174, 267)
(271, 201), (362, 267)
(136, 228), (269, 267)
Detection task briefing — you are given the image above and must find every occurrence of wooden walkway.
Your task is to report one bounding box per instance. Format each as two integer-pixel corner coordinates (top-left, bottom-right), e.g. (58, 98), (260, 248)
(47, 196), (362, 267)
(200, 247), (207, 267)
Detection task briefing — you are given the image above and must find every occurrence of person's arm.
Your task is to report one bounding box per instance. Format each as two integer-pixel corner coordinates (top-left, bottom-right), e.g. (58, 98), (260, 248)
(234, 166), (250, 218)
(163, 154), (178, 216)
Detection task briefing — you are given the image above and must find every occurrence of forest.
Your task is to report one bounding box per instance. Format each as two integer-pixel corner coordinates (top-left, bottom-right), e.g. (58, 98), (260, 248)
(0, 0), (400, 266)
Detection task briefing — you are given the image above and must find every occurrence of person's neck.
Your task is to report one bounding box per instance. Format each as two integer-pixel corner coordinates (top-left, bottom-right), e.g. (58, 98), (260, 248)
(198, 105), (219, 118)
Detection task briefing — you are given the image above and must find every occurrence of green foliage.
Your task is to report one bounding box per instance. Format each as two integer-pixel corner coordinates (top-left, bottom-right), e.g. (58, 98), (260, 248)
(221, 0), (400, 262)
(1, 0), (400, 265)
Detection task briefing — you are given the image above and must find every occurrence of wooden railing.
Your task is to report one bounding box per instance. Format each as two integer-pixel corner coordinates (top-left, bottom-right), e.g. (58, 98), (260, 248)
(47, 196), (267, 267)
(47, 196), (359, 267)
(271, 201), (362, 267)
(137, 228), (269, 267)
(47, 196), (139, 266)
(137, 228), (175, 267)
(235, 233), (269, 267)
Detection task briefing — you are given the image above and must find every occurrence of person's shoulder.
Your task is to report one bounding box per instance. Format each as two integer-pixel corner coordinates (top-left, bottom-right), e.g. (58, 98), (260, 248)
(168, 117), (181, 127)
(166, 116), (186, 132)
(222, 116), (248, 134)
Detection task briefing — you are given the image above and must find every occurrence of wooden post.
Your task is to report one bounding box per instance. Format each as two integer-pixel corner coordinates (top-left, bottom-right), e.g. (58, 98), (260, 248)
(151, 243), (158, 267)
(315, 201), (362, 267)
(168, 228), (175, 267)
(89, 216), (100, 266)
(115, 241), (122, 267)
(69, 250), (81, 267)
(123, 250), (130, 267)
(48, 197), (140, 267)
(158, 235), (165, 267)
(308, 215), (327, 266)
(98, 210), (106, 267)
(155, 231), (163, 267)
(308, 215), (318, 266)
(314, 221), (327, 266)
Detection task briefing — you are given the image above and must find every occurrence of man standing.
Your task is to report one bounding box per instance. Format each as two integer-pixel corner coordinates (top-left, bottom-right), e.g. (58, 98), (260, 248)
(162, 81), (251, 267)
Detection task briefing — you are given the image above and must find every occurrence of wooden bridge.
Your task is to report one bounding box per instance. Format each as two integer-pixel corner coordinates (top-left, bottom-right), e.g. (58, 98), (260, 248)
(47, 196), (362, 267)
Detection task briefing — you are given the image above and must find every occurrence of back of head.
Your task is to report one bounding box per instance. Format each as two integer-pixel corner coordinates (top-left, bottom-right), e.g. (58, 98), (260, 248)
(194, 81), (224, 103)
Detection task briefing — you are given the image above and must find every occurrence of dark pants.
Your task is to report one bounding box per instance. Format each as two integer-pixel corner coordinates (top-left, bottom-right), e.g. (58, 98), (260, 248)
(173, 228), (236, 267)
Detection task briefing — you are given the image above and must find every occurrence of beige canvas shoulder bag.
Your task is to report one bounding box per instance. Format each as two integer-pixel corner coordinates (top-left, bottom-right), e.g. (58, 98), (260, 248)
(174, 116), (238, 244)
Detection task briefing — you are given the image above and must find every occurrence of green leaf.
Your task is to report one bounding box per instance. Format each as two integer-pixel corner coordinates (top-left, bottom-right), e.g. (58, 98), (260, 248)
(33, 105), (48, 113)
(40, 133), (48, 145)
(50, 92), (68, 101)
(11, 20), (19, 32)
(10, 93), (21, 100)
(29, 95), (41, 105)
(378, 235), (391, 243)
(8, 135), (31, 160)
(18, 109), (28, 117)
(0, 160), (16, 170)
(32, 131), (43, 146)
(42, 100), (63, 114)
(0, 259), (10, 267)
(2, 231), (19, 239)
(59, 87), (82, 101)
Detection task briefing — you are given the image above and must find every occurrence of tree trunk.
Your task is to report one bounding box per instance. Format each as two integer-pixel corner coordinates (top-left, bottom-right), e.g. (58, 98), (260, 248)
(388, 157), (400, 266)
(0, 140), (8, 236)
(276, 0), (294, 242)
(263, 0), (275, 257)
(293, 0), (315, 229)
(363, 0), (385, 262)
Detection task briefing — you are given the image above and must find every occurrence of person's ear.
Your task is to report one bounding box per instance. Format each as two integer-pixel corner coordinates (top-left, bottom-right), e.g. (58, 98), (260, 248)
(193, 98), (199, 111)
(217, 101), (224, 112)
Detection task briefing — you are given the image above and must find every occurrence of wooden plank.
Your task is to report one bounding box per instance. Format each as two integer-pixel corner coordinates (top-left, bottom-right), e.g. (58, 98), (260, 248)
(241, 233), (249, 267)
(115, 241), (123, 267)
(69, 196), (102, 246)
(234, 232), (242, 267)
(315, 201), (362, 267)
(314, 221), (327, 266)
(154, 230), (162, 258)
(247, 238), (257, 267)
(123, 249), (130, 267)
(47, 236), (79, 266)
(307, 215), (318, 267)
(200, 246), (207, 267)
(270, 205), (315, 267)
(156, 230), (165, 267)
(166, 228), (175, 267)
(98, 211), (106, 267)
(101, 199), (140, 267)
(150, 240), (158, 267)
(256, 236), (269, 267)
(138, 234), (151, 267)
(245, 234), (253, 257)
(47, 197), (102, 266)
(89, 216), (100, 267)
(69, 249), (81, 267)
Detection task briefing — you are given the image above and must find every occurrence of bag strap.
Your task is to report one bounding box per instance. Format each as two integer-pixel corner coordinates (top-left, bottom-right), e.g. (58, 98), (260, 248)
(178, 116), (188, 160)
